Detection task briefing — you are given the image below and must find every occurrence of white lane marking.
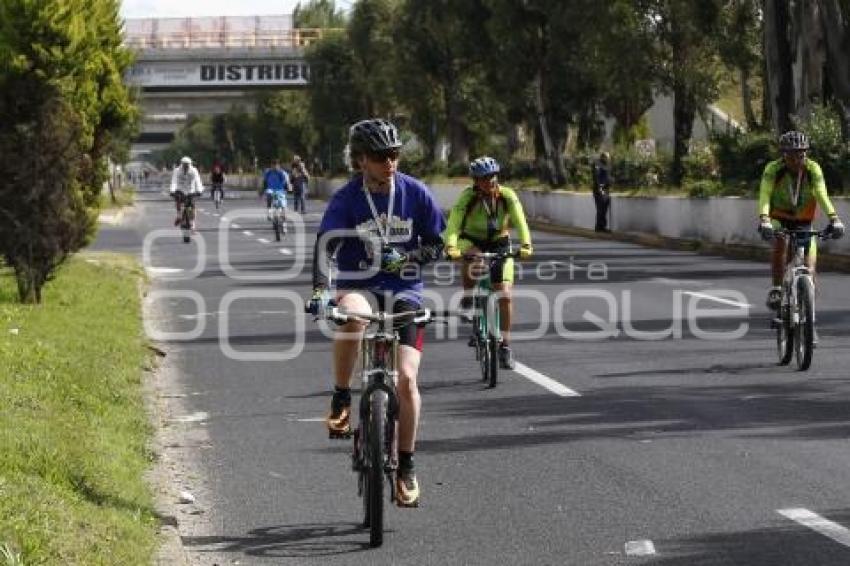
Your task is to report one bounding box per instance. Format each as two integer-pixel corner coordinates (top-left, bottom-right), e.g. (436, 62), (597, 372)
(231, 223), (241, 229)
(684, 291), (752, 309)
(513, 362), (581, 397)
(625, 540), (656, 556)
(778, 508), (850, 547)
(257, 238), (271, 244)
(258, 310), (289, 314)
(171, 411), (209, 424)
(279, 248), (293, 255)
(178, 311), (222, 320)
(651, 277), (708, 286)
(295, 417), (325, 422)
(147, 267), (185, 275)
(213, 213), (221, 217)
(242, 230), (254, 236)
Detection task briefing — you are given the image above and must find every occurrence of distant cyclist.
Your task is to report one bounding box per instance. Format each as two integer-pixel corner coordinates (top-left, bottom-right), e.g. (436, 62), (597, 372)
(170, 156), (204, 230)
(758, 130), (844, 312)
(261, 160), (290, 220)
(307, 118), (444, 508)
(443, 156), (533, 370)
(210, 163), (226, 203)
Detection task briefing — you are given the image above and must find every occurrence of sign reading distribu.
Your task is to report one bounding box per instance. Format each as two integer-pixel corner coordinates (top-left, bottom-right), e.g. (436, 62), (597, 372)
(127, 60), (310, 88)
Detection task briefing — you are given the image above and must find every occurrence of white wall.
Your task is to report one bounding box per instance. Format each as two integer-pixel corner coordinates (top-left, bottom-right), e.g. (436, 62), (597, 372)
(315, 178), (850, 254)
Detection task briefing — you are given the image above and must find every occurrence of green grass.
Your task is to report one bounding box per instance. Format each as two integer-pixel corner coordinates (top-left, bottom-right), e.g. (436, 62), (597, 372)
(0, 253), (157, 565)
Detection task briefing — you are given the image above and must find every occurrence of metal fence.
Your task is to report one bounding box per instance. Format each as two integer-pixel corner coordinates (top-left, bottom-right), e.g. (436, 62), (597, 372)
(123, 16), (333, 49)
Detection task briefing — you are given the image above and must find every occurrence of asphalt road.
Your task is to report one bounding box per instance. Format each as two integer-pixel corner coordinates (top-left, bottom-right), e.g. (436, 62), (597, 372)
(95, 184), (850, 566)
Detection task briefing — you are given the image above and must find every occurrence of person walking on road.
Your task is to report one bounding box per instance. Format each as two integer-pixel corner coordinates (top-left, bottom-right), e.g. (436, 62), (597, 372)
(290, 155), (310, 214)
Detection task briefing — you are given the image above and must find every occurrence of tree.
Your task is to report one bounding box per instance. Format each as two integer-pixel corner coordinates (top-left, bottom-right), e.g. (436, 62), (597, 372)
(649, 0), (725, 185)
(0, 0), (137, 303)
(305, 31), (368, 171)
(819, 0), (850, 138)
(294, 0), (347, 28)
(347, 0), (399, 117)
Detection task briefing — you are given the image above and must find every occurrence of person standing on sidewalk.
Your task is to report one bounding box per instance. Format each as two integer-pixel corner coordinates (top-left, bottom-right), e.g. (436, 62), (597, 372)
(592, 152), (612, 232)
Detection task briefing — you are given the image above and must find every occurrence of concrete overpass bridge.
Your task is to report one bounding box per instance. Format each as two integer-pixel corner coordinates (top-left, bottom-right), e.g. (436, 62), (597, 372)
(123, 16), (324, 158)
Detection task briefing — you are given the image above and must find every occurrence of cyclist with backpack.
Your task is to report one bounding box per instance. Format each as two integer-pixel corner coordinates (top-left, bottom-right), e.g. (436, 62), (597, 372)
(443, 156), (533, 370)
(758, 130), (845, 311)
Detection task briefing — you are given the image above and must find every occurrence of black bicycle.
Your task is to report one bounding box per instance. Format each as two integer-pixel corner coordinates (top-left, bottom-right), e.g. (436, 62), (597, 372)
(314, 306), (458, 547)
(211, 182), (224, 209)
(771, 227), (834, 370)
(174, 192), (195, 243)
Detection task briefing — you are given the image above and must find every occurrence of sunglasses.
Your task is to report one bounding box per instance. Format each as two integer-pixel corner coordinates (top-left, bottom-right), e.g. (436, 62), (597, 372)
(366, 149), (401, 162)
(474, 174), (497, 182)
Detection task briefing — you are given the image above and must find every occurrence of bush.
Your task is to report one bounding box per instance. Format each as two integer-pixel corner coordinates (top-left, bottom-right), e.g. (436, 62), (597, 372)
(711, 130), (775, 191)
(682, 143), (717, 182)
(610, 150), (672, 187)
(795, 104), (850, 193)
(685, 179), (723, 198)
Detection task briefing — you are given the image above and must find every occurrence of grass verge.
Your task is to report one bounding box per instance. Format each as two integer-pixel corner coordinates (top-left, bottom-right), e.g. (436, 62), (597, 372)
(0, 252), (157, 565)
(99, 185), (136, 211)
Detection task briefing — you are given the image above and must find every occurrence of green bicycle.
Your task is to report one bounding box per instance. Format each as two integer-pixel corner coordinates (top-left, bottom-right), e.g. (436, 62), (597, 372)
(465, 250), (519, 388)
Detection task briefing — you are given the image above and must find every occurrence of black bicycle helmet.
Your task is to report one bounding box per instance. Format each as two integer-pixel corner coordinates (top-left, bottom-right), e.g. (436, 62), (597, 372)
(779, 130), (810, 151)
(348, 118), (402, 156)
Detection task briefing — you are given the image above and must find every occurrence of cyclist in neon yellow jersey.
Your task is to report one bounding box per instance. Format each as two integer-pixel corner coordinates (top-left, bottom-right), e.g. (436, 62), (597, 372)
(443, 156), (533, 370)
(758, 130), (845, 311)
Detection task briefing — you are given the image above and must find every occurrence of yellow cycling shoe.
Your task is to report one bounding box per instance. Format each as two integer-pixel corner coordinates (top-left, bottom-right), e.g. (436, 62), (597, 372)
(326, 404), (351, 439)
(395, 470), (420, 508)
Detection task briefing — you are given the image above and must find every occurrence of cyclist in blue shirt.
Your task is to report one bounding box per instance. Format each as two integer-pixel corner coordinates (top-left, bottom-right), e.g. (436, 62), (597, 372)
(261, 160), (290, 220)
(307, 118), (445, 508)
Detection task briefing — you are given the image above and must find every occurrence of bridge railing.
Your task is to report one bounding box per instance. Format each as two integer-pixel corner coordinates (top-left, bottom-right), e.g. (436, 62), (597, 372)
(124, 28), (334, 50)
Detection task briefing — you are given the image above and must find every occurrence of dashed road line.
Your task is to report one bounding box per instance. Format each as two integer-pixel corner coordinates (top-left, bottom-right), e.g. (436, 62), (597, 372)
(279, 248), (293, 255)
(242, 230), (254, 237)
(513, 362), (581, 397)
(231, 223), (241, 229)
(624, 540), (656, 556)
(778, 508), (850, 548)
(684, 291), (752, 309)
(257, 238), (271, 244)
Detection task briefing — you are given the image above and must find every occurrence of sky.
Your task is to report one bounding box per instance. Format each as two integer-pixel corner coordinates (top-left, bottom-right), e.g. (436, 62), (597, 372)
(120, 0), (352, 19)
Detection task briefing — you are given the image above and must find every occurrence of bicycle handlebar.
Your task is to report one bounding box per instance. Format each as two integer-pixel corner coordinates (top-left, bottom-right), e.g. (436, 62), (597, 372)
(462, 250), (521, 261)
(773, 228), (832, 240)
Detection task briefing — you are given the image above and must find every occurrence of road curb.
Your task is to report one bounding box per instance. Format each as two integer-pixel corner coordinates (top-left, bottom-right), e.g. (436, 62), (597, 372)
(528, 218), (850, 274)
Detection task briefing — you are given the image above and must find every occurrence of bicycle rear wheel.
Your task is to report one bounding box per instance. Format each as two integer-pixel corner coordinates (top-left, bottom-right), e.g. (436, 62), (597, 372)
(795, 276), (815, 371)
(366, 392), (386, 547)
(272, 215), (281, 241)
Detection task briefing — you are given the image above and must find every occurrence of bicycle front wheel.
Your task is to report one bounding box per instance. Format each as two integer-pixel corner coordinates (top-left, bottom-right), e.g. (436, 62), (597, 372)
(795, 276), (815, 371)
(487, 333), (499, 388)
(366, 392), (386, 547)
(776, 303), (793, 366)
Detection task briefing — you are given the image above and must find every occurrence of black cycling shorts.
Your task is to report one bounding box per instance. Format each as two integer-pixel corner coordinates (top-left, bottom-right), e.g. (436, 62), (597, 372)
(337, 289), (425, 351)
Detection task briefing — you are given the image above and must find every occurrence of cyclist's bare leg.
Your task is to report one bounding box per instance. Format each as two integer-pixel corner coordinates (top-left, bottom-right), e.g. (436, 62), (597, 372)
(332, 291), (368, 388)
(494, 282), (513, 344)
(396, 345), (422, 452)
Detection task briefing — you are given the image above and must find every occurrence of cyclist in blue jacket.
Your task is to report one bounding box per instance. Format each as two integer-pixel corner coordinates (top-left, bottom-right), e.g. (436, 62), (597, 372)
(261, 160), (290, 220)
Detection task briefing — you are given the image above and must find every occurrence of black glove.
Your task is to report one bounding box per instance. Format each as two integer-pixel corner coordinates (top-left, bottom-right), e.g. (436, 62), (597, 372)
(758, 217), (774, 241)
(307, 287), (332, 317)
(829, 216), (845, 239)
